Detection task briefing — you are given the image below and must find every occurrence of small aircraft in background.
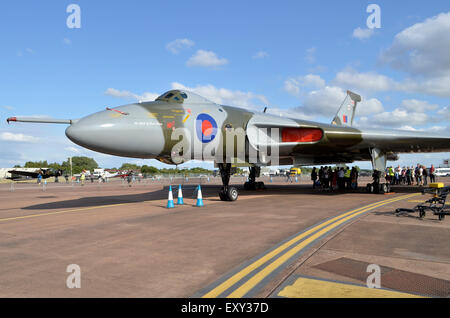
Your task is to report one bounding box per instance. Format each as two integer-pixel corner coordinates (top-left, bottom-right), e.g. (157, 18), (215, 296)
(7, 168), (63, 181)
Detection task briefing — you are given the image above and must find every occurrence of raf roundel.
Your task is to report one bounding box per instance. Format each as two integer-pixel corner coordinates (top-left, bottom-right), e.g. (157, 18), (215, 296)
(196, 113), (218, 143)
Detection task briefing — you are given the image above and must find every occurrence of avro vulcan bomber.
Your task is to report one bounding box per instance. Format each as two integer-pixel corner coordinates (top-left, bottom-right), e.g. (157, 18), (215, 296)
(7, 90), (450, 201)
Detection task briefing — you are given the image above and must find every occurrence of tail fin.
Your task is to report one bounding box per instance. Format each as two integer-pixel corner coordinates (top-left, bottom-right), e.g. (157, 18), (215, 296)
(331, 90), (361, 127)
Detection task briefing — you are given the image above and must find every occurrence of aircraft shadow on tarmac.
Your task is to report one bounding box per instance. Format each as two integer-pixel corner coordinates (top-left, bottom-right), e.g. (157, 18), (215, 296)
(21, 184), (423, 210)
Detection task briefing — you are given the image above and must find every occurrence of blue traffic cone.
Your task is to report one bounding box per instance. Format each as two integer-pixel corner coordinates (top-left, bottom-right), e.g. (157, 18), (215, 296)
(167, 185), (175, 208)
(177, 185), (184, 205)
(196, 185), (204, 207)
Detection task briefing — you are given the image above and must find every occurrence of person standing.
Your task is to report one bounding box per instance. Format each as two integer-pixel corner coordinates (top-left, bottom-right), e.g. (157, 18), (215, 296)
(318, 167), (324, 188)
(406, 167), (411, 185)
(331, 168), (338, 191)
(422, 165), (428, 186)
(80, 172), (86, 186)
(323, 166), (329, 190)
(417, 165), (423, 186)
(338, 167), (345, 189)
(430, 164), (436, 183)
(311, 167), (318, 189)
(344, 167), (351, 189)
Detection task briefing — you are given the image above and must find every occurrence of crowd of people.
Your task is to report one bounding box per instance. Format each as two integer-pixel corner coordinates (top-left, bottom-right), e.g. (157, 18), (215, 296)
(310, 166), (359, 191)
(384, 164), (436, 186)
(309, 164), (438, 191)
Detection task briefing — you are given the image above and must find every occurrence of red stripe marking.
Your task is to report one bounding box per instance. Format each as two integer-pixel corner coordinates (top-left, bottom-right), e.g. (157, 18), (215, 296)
(281, 128), (323, 143)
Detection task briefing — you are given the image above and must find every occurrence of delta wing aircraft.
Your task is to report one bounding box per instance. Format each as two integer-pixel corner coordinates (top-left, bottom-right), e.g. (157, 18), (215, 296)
(7, 89), (450, 201)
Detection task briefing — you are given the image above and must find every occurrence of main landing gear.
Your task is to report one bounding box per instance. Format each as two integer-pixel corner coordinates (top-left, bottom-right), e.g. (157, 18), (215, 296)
(218, 163), (239, 201)
(244, 166), (265, 190)
(217, 165), (266, 201)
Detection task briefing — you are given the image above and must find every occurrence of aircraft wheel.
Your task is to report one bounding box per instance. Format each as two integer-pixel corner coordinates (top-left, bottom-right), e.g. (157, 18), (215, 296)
(366, 183), (374, 193)
(226, 186), (239, 201)
(219, 190), (228, 201)
(380, 183), (388, 194)
(438, 214), (445, 221)
(244, 182), (256, 191)
(257, 182), (266, 190)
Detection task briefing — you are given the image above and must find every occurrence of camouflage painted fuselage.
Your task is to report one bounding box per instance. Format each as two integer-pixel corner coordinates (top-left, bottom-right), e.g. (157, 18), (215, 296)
(65, 90), (450, 167)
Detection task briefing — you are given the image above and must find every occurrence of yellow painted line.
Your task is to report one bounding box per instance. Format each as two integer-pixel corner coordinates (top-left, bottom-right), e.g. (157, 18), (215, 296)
(0, 201), (154, 223)
(278, 277), (422, 298)
(202, 193), (418, 298)
(227, 194), (418, 298)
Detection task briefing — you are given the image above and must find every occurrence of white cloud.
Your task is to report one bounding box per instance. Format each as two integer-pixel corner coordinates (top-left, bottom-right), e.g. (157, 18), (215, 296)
(17, 48), (34, 57)
(104, 88), (159, 102)
(285, 77), (384, 118)
(166, 38), (195, 54)
(352, 27), (375, 40)
(253, 51), (269, 59)
(284, 74), (326, 96)
(398, 125), (419, 131)
(334, 69), (394, 93)
(400, 99), (439, 112)
(437, 106), (450, 121)
(333, 68), (450, 98)
(63, 38), (72, 45)
(396, 75), (450, 97)
(357, 98), (384, 116)
(295, 86), (347, 117)
(380, 12), (450, 76)
(1, 105), (14, 111)
(65, 146), (81, 153)
(0, 132), (40, 143)
(171, 82), (268, 109)
(305, 47), (316, 64)
(358, 108), (430, 128)
(186, 50), (228, 68)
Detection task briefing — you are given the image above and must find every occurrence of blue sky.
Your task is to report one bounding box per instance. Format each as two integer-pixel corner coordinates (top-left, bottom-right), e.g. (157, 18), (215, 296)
(1, 1), (449, 169)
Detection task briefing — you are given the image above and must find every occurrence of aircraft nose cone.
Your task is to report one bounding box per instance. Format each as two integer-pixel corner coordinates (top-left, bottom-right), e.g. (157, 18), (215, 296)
(65, 107), (165, 158)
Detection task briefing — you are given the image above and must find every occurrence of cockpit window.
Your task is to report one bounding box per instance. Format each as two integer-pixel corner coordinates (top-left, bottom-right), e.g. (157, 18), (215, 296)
(156, 90), (186, 104)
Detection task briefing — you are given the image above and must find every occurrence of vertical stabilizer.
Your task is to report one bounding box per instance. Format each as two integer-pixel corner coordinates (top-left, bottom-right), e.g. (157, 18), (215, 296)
(331, 90), (361, 126)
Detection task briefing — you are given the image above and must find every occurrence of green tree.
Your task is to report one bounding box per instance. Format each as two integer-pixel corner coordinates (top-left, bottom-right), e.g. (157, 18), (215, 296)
(62, 156), (99, 174)
(141, 165), (159, 174)
(120, 163), (141, 171)
(24, 160), (49, 168)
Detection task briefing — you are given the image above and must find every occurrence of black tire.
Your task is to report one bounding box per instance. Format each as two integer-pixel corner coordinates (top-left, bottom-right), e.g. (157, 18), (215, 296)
(438, 214), (445, 221)
(366, 184), (372, 193)
(244, 182), (256, 190)
(380, 183), (388, 194)
(226, 186), (239, 201)
(219, 190), (228, 201)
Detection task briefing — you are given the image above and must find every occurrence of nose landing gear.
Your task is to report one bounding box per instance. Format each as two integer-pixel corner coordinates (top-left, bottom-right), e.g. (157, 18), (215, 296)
(218, 163), (239, 201)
